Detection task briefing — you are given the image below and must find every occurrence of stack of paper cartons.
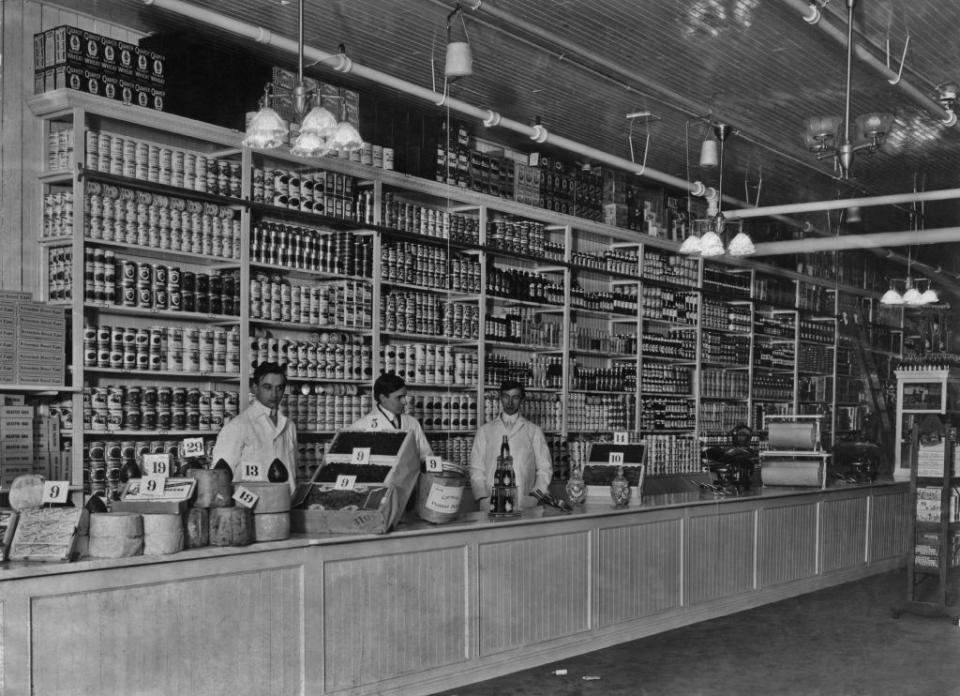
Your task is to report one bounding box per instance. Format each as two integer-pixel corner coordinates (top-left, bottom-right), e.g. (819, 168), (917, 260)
(0, 292), (26, 385)
(0, 406), (35, 487)
(33, 408), (62, 480)
(16, 300), (65, 385)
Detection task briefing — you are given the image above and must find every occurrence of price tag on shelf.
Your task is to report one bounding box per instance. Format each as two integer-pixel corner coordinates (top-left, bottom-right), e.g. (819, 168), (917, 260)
(425, 456), (443, 473)
(351, 447), (371, 465)
(142, 453), (172, 477)
(41, 481), (70, 505)
(335, 475), (357, 491)
(182, 437), (205, 459)
(232, 485), (259, 509)
(608, 451), (625, 466)
(140, 473), (167, 496)
(239, 460), (269, 482)
(613, 431), (630, 445)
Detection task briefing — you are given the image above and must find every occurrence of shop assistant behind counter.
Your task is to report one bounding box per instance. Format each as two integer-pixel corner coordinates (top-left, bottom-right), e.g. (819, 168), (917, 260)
(212, 361), (298, 492)
(470, 380), (553, 510)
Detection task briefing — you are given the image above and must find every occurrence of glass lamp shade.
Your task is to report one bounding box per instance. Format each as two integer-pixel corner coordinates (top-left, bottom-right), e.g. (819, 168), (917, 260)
(699, 136), (718, 167)
(698, 230), (725, 257)
(803, 116), (842, 152)
(854, 112), (893, 148)
(920, 287), (939, 304)
(290, 131), (330, 158)
(902, 285), (924, 305)
(679, 235), (702, 255)
(300, 105), (338, 137)
(726, 231), (755, 257)
(879, 288), (904, 305)
(329, 121), (364, 152)
(242, 106), (288, 149)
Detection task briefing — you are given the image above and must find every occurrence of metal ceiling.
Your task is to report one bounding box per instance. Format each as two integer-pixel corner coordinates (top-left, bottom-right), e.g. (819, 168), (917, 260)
(66, 0), (960, 272)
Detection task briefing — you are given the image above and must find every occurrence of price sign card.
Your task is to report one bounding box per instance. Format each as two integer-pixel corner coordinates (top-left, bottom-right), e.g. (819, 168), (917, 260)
(425, 456), (443, 473)
(142, 453), (172, 477)
(335, 475), (357, 491)
(351, 447), (371, 465)
(613, 431), (630, 445)
(41, 481), (70, 505)
(181, 437), (205, 459)
(140, 474), (167, 496)
(608, 451), (625, 466)
(232, 485), (260, 509)
(238, 460), (269, 482)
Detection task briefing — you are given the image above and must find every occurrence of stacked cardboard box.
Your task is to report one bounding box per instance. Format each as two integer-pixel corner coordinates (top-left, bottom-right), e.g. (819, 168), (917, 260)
(15, 301), (65, 386)
(0, 406), (35, 488)
(917, 440), (960, 477)
(915, 486), (960, 523)
(914, 529), (960, 568)
(33, 26), (165, 110)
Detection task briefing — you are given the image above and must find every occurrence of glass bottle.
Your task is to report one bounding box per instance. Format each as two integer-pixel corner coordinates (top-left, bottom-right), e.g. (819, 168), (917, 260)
(565, 462), (586, 505)
(610, 465), (631, 507)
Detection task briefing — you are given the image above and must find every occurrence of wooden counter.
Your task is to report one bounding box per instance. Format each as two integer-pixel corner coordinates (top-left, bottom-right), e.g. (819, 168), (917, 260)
(0, 482), (909, 696)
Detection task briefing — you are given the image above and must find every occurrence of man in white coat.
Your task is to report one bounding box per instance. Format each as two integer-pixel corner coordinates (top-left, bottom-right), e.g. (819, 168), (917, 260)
(349, 373), (433, 462)
(470, 380), (553, 510)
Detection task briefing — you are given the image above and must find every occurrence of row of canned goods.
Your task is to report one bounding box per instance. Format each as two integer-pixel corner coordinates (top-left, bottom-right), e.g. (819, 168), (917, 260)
(483, 390), (562, 432)
(83, 248), (241, 315)
(381, 193), (481, 245)
(280, 392), (370, 433)
(83, 437), (217, 497)
(251, 168), (356, 220)
(252, 337), (372, 382)
(84, 385), (240, 432)
(403, 392), (479, 431)
(42, 190), (74, 238)
(84, 324), (241, 374)
(381, 291), (481, 339)
(249, 277), (372, 328)
(84, 131), (243, 198)
(85, 182), (241, 259)
(379, 344), (479, 386)
(428, 435), (472, 470)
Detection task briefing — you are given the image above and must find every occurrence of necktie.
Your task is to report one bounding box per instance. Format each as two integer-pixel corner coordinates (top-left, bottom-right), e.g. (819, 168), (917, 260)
(269, 408), (278, 425)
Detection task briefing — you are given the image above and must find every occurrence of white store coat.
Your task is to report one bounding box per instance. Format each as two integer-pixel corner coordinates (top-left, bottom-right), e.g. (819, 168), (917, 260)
(470, 415), (553, 510)
(348, 406), (434, 461)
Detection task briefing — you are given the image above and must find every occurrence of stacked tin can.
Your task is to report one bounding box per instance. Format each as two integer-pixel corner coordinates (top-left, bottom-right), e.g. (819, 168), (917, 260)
(251, 222), (372, 276)
(381, 291), (479, 339)
(483, 390), (561, 432)
(47, 245), (73, 301)
(250, 275), (372, 329)
(83, 323), (240, 375)
(84, 181), (241, 259)
(42, 190), (73, 239)
(379, 343), (478, 386)
(381, 240), (448, 289)
(427, 435), (472, 470)
(84, 131), (242, 198)
(405, 392), (478, 431)
(251, 167), (356, 221)
(251, 336), (372, 382)
(282, 388), (368, 433)
(84, 385), (239, 433)
(381, 194), (481, 245)
(83, 437), (217, 497)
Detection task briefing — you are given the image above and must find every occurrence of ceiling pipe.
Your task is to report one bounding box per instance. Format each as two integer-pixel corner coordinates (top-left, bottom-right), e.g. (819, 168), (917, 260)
(783, 0), (956, 125)
(724, 185), (960, 220)
(142, 0), (706, 198)
(754, 225), (960, 255)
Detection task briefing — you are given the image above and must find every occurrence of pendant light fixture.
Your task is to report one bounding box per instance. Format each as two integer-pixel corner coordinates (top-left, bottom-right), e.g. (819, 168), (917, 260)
(244, 0), (361, 156)
(444, 2), (474, 80)
(802, 0), (893, 179)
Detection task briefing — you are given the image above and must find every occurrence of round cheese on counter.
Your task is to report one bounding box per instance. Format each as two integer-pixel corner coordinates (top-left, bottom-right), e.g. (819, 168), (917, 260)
(142, 513), (184, 555)
(253, 511), (290, 542)
(208, 506), (253, 546)
(238, 482), (291, 514)
(184, 507), (209, 548)
(189, 469), (234, 508)
(9, 475), (46, 511)
(88, 512), (144, 558)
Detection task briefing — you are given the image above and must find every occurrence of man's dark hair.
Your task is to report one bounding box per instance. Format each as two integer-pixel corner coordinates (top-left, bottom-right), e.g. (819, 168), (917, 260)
(500, 379), (525, 398)
(374, 373), (407, 400)
(253, 361), (286, 385)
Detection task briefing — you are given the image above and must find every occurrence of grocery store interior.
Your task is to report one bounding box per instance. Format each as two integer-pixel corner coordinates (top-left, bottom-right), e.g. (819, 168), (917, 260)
(1, 1), (960, 695)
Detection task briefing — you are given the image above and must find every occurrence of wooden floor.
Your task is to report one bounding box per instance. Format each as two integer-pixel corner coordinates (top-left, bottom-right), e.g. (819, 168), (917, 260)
(430, 569), (960, 696)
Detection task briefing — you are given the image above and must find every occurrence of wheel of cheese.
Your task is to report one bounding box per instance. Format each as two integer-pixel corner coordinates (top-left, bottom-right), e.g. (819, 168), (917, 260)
(239, 482), (291, 514)
(8, 475), (45, 511)
(88, 512), (144, 558)
(253, 511), (290, 542)
(184, 507), (209, 548)
(208, 507), (253, 546)
(188, 469), (234, 508)
(141, 513), (184, 555)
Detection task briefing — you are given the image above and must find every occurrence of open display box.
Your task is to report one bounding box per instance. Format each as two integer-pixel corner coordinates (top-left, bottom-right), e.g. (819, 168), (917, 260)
(582, 442), (646, 503)
(290, 430), (420, 534)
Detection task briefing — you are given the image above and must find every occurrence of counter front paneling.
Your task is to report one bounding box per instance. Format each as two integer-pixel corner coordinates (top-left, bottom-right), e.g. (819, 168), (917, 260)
(0, 483), (908, 696)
